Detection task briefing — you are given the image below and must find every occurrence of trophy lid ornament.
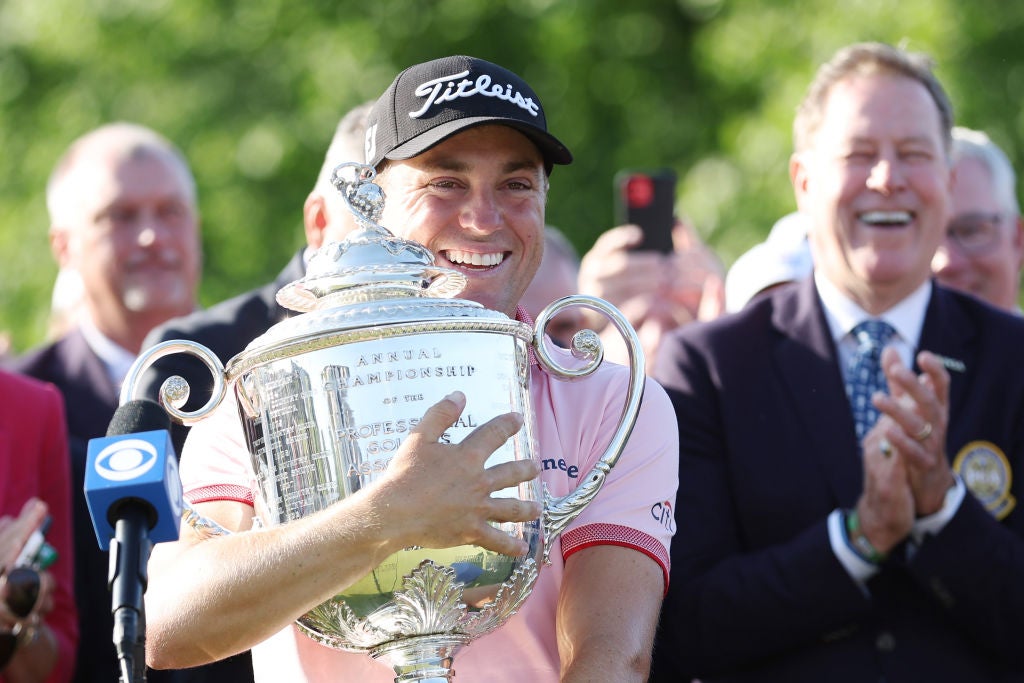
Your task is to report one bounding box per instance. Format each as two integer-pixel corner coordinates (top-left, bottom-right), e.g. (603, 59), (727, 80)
(276, 163), (467, 312)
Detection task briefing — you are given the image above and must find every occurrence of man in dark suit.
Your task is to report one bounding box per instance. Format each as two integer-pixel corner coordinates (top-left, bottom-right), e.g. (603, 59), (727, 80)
(9, 123), (203, 682)
(650, 43), (1024, 682)
(135, 102), (371, 455)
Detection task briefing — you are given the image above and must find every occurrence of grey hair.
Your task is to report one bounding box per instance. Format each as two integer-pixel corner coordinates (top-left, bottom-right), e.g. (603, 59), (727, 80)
(951, 126), (1020, 215)
(47, 122), (195, 226)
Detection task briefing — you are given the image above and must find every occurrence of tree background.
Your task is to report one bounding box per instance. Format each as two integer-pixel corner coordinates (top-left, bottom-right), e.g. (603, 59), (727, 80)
(2, 0), (1022, 353)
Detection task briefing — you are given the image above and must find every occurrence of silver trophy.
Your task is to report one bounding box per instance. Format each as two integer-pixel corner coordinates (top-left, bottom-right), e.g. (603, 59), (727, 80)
(122, 163), (645, 682)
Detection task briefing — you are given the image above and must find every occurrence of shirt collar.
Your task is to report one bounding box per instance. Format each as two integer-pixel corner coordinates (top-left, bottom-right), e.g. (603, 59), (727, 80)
(78, 315), (137, 388)
(514, 305), (539, 367)
(814, 271), (932, 349)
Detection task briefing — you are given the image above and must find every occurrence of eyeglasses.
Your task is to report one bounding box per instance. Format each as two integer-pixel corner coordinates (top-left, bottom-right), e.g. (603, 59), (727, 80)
(945, 212), (1004, 255)
(0, 567), (41, 670)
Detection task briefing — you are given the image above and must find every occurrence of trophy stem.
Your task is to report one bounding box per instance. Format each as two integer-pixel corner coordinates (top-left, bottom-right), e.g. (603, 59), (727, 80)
(372, 634), (470, 682)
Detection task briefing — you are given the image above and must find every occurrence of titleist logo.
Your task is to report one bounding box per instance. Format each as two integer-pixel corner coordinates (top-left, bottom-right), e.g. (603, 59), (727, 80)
(408, 70), (540, 119)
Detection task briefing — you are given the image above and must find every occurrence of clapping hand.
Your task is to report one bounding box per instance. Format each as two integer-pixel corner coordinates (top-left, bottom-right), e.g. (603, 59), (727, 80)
(853, 349), (955, 555)
(873, 348), (955, 516)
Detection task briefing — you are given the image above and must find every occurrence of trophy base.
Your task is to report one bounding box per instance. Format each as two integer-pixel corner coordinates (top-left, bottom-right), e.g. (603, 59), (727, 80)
(372, 633), (471, 682)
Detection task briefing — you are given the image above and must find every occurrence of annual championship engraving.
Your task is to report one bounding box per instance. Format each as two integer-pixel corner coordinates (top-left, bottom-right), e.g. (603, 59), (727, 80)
(242, 330), (526, 526)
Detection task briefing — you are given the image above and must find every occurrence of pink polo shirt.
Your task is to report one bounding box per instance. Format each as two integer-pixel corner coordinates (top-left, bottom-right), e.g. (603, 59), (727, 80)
(179, 337), (678, 682)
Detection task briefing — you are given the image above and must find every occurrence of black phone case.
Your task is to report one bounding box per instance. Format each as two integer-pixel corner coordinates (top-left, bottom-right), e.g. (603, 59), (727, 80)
(614, 169), (677, 253)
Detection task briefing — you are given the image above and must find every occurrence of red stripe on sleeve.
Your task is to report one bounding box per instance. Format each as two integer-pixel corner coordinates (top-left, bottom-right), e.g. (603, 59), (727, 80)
(185, 484), (255, 507)
(561, 523), (670, 594)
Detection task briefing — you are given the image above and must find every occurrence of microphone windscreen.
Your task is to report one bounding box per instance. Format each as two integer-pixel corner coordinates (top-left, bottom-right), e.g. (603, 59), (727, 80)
(107, 399), (171, 437)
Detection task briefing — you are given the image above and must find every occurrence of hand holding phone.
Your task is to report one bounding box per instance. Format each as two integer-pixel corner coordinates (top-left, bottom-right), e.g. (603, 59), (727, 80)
(13, 516), (56, 571)
(0, 500), (52, 660)
(0, 499), (48, 572)
(614, 168), (677, 253)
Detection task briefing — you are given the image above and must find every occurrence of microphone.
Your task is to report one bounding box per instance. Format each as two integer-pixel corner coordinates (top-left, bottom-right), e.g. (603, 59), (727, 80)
(85, 399), (184, 683)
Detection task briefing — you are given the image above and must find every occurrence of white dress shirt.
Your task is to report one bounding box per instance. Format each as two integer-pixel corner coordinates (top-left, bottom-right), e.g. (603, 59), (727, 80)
(79, 315), (137, 391)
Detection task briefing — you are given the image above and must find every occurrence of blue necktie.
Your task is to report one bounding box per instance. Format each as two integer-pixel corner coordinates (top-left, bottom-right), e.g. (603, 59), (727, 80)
(845, 320), (897, 440)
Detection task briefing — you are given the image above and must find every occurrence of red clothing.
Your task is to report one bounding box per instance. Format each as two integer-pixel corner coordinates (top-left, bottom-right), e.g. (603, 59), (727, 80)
(0, 370), (78, 682)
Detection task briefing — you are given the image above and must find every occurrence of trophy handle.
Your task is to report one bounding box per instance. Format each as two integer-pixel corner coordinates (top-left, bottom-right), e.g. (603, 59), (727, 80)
(119, 340), (229, 425)
(531, 295), (646, 563)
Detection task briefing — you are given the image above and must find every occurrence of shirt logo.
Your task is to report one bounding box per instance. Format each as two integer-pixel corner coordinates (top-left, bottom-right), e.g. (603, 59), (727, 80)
(651, 500), (676, 533)
(541, 456), (579, 479)
(408, 70), (540, 119)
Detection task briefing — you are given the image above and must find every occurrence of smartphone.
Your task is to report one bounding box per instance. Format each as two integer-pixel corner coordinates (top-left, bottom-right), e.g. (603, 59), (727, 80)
(14, 515), (57, 570)
(614, 168), (677, 253)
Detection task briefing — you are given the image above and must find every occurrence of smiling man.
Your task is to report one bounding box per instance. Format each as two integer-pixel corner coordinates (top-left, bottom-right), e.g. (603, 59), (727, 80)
(650, 43), (1024, 682)
(144, 56), (677, 683)
(932, 126), (1024, 313)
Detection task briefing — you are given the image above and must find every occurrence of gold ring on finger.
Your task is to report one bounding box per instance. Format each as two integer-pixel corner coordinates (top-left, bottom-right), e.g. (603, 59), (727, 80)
(879, 438), (894, 458)
(913, 422), (932, 442)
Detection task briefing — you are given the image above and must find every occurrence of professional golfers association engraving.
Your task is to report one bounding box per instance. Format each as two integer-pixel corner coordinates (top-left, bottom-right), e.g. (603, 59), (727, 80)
(122, 163), (645, 682)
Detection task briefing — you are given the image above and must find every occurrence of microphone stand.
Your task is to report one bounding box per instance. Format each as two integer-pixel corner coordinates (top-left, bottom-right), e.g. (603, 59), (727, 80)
(110, 505), (152, 683)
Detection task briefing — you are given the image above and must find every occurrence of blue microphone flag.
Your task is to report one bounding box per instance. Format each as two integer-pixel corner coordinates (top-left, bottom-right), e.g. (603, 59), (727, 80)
(85, 427), (184, 550)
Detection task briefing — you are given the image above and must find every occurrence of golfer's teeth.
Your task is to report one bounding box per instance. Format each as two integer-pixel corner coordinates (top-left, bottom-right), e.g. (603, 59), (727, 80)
(445, 250), (504, 266)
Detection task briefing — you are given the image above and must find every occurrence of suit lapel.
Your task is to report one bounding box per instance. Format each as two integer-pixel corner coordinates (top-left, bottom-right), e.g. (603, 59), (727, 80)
(66, 329), (119, 397)
(772, 277), (863, 505)
(59, 329), (120, 437)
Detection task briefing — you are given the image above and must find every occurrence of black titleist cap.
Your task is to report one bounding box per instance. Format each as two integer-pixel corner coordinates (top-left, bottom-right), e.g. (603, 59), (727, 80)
(364, 55), (573, 172)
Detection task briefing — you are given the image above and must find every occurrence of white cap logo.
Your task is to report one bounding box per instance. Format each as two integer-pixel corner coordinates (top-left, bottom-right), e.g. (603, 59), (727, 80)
(94, 439), (159, 481)
(408, 70), (539, 120)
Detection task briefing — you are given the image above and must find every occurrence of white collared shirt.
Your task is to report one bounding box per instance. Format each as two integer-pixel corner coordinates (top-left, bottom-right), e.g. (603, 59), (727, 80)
(814, 270), (931, 372)
(78, 315), (136, 391)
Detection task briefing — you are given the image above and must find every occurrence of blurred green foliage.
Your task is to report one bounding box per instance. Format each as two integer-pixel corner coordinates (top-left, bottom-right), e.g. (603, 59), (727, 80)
(2, 0), (1022, 353)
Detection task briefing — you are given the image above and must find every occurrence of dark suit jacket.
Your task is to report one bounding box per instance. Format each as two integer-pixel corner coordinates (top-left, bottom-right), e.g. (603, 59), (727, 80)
(9, 330), (185, 683)
(649, 277), (1024, 683)
(137, 250), (305, 454)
